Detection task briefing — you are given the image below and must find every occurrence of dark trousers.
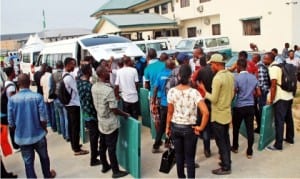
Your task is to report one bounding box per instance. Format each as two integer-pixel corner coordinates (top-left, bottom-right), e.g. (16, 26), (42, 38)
(65, 106), (81, 152)
(171, 123), (198, 179)
(153, 106), (168, 149)
(212, 122), (231, 171)
(273, 100), (294, 149)
(257, 90), (268, 131)
(122, 100), (139, 120)
(9, 127), (19, 149)
(99, 129), (120, 174)
(85, 120), (100, 162)
(232, 106), (255, 155)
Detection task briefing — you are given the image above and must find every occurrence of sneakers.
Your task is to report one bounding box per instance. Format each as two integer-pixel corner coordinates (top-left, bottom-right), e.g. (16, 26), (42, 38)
(112, 170), (129, 178)
(204, 150), (211, 158)
(90, 159), (101, 166)
(101, 165), (111, 173)
(152, 148), (163, 153)
(266, 146), (282, 151)
(212, 168), (231, 175)
(74, 149), (89, 156)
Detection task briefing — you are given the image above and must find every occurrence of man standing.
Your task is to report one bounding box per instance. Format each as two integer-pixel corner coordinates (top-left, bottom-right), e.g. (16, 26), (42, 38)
(265, 52), (295, 150)
(92, 66), (130, 178)
(282, 42), (290, 59)
(189, 48), (205, 72)
(199, 54), (234, 175)
(63, 57), (89, 155)
(114, 56), (139, 120)
(7, 74), (56, 178)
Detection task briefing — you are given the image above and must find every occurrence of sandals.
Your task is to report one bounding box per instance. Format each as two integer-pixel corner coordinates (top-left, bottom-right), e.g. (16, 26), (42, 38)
(74, 149), (89, 156)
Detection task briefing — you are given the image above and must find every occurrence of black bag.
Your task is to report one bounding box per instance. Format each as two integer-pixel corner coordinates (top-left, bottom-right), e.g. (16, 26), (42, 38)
(272, 62), (298, 95)
(1, 83), (14, 114)
(48, 75), (57, 99)
(159, 141), (176, 173)
(57, 74), (73, 105)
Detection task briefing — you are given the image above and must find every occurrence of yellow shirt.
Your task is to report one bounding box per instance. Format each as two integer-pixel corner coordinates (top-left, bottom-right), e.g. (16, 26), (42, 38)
(268, 61), (293, 103)
(205, 69), (234, 124)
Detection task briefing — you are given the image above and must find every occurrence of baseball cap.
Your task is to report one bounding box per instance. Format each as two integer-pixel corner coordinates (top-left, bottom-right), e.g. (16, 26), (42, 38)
(207, 54), (225, 64)
(176, 52), (189, 63)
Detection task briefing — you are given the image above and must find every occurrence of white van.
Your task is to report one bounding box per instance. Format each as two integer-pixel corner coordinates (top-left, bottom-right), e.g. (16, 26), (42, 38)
(35, 34), (144, 73)
(156, 36), (182, 49)
(20, 43), (44, 81)
(175, 36), (232, 59)
(133, 39), (170, 56)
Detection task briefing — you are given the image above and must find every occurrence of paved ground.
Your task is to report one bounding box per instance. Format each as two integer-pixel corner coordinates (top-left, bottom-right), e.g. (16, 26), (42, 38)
(3, 84), (300, 178)
(3, 124), (300, 178)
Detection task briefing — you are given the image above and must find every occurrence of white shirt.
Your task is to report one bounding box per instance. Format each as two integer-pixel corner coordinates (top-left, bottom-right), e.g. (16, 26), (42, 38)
(115, 66), (139, 103)
(286, 57), (300, 68)
(40, 72), (53, 103)
(5, 81), (16, 99)
(63, 71), (80, 106)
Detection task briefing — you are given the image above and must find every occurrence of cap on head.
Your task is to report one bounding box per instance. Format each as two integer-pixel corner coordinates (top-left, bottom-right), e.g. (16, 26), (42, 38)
(176, 52), (189, 63)
(207, 54), (225, 64)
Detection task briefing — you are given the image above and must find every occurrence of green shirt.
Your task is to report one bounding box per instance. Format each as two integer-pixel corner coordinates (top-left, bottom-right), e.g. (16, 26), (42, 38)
(91, 81), (119, 134)
(205, 69), (234, 125)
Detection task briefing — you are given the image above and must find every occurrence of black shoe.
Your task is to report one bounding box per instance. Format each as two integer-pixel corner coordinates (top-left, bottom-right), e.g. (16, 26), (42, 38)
(284, 139), (294, 145)
(266, 146), (282, 151)
(90, 159), (101, 166)
(212, 168), (231, 175)
(230, 147), (238, 153)
(254, 128), (260, 134)
(5, 172), (18, 178)
(101, 165), (111, 173)
(112, 170), (129, 178)
(204, 150), (211, 158)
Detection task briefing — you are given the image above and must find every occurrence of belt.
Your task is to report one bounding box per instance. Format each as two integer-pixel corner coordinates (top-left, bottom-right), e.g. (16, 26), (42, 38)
(171, 123), (194, 129)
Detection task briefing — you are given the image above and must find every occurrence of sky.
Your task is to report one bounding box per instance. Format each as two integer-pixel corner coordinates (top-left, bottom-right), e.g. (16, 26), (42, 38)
(0, 0), (109, 35)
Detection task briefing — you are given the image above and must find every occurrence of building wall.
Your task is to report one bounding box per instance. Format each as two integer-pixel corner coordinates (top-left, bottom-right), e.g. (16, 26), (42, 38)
(0, 40), (21, 51)
(98, 21), (121, 34)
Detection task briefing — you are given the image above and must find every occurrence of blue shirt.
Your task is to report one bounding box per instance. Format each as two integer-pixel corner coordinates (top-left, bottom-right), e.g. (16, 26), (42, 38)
(234, 71), (258, 108)
(8, 89), (48, 145)
(144, 60), (165, 97)
(154, 68), (172, 106)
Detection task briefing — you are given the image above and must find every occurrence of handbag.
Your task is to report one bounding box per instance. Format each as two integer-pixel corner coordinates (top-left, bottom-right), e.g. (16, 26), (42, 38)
(159, 140), (176, 173)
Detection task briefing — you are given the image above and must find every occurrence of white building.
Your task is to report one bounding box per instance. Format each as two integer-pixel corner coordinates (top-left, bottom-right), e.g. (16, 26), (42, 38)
(91, 0), (300, 52)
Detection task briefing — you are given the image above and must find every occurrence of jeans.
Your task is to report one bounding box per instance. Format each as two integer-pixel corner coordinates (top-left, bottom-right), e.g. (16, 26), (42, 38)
(99, 129), (120, 174)
(153, 106), (168, 149)
(46, 102), (56, 132)
(171, 123), (198, 179)
(212, 122), (231, 171)
(232, 106), (255, 155)
(20, 137), (51, 178)
(122, 100), (139, 120)
(273, 100), (294, 149)
(257, 90), (268, 130)
(85, 120), (100, 162)
(53, 99), (69, 140)
(65, 106), (81, 152)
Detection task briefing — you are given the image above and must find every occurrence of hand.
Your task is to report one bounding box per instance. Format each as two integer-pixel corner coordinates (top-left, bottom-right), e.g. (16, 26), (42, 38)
(192, 126), (203, 135)
(166, 126), (171, 137)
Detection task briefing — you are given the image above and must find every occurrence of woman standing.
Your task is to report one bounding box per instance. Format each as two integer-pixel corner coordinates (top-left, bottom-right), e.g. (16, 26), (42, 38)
(166, 64), (209, 178)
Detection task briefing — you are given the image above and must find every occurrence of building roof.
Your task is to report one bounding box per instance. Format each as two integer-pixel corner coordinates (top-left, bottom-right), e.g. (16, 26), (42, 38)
(91, 0), (148, 17)
(101, 13), (176, 28)
(1, 33), (34, 41)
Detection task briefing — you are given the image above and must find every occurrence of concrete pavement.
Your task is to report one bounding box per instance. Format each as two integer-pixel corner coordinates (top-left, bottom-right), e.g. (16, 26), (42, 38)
(2, 124), (300, 178)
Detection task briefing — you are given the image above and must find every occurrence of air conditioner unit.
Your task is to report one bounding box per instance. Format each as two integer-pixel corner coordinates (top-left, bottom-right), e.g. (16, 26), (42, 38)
(197, 5), (204, 13)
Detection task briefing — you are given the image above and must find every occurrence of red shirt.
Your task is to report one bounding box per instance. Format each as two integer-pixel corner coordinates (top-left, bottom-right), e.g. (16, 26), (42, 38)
(247, 61), (258, 77)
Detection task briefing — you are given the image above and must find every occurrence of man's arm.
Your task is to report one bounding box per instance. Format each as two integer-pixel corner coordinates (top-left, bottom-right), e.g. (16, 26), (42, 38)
(38, 95), (48, 132)
(269, 79), (277, 104)
(205, 78), (221, 104)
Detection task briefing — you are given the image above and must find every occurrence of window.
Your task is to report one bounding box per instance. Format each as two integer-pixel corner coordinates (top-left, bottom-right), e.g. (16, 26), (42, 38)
(200, 0), (210, 3)
(154, 6), (160, 14)
(242, 19), (261, 35)
(217, 37), (230, 46)
(144, 9), (149, 13)
(180, 0), (190, 8)
(22, 53), (30, 63)
(161, 3), (168, 14)
(212, 24), (221, 35)
(187, 27), (196, 37)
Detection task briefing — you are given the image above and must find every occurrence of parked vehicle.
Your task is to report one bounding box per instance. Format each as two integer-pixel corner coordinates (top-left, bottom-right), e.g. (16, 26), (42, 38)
(175, 36), (232, 59)
(133, 39), (170, 56)
(156, 36), (182, 49)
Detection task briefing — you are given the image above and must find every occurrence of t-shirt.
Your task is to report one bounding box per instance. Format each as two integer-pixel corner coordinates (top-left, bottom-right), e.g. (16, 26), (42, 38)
(153, 68), (172, 106)
(286, 57), (300, 68)
(144, 60), (165, 97)
(167, 87), (202, 125)
(115, 66), (139, 103)
(5, 81), (16, 99)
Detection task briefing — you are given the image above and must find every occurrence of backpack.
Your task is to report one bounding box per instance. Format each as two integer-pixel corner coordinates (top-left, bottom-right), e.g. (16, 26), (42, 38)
(1, 83), (15, 115)
(165, 66), (180, 95)
(272, 62), (298, 95)
(57, 74), (73, 105)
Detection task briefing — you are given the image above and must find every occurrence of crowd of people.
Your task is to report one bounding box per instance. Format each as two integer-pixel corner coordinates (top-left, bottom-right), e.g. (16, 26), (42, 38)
(0, 42), (299, 178)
